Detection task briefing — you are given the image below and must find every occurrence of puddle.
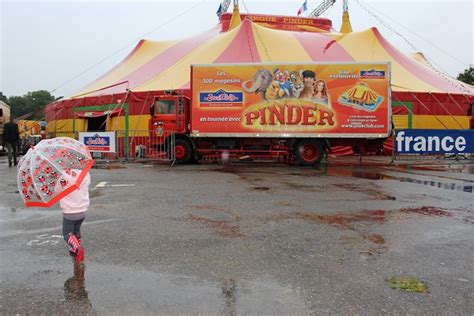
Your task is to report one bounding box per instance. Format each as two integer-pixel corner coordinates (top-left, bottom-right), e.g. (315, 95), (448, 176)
(221, 279), (237, 316)
(334, 184), (396, 200)
(329, 168), (473, 193)
(393, 176), (472, 193)
(80, 265), (308, 314)
(1, 260), (309, 314)
(215, 164), (473, 193)
(64, 263), (92, 311)
(407, 164), (474, 175)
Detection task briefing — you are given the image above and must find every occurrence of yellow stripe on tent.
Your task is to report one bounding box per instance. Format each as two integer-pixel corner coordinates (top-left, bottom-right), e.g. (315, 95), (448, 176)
(134, 23), (242, 92)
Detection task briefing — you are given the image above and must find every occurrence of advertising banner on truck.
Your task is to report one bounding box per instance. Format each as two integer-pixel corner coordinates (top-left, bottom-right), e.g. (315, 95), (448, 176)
(191, 62), (391, 137)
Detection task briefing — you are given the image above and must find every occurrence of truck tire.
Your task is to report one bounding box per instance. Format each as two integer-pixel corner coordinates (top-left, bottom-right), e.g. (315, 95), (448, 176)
(173, 138), (193, 164)
(294, 140), (324, 166)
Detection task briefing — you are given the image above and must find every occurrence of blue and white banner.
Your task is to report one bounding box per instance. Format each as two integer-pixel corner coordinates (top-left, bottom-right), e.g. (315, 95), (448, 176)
(79, 132), (116, 153)
(395, 129), (474, 154)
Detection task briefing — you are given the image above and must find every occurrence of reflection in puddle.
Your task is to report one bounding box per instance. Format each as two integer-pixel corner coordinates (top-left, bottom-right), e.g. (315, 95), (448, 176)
(214, 163), (473, 193)
(64, 263), (93, 313)
(407, 164), (474, 175)
(334, 183), (396, 200)
(81, 264), (308, 314)
(328, 168), (473, 193)
(221, 279), (237, 316)
(387, 175), (471, 193)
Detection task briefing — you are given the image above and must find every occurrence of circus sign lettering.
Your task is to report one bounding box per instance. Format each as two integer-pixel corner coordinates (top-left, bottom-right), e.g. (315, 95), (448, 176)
(243, 102), (335, 130)
(191, 62), (390, 136)
(360, 69), (386, 79)
(79, 132), (116, 153)
(199, 89), (243, 108)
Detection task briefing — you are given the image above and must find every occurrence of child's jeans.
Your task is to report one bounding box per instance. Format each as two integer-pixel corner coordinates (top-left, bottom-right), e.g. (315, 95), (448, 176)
(63, 212), (86, 241)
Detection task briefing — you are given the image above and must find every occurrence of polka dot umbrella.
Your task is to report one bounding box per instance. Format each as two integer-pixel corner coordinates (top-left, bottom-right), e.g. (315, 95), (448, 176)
(17, 137), (94, 208)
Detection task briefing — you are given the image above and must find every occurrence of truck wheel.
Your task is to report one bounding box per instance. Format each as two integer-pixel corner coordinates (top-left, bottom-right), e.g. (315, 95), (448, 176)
(294, 140), (324, 166)
(173, 138), (193, 164)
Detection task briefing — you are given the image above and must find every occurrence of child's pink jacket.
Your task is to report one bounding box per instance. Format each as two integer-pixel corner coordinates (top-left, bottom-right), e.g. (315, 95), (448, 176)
(60, 173), (91, 214)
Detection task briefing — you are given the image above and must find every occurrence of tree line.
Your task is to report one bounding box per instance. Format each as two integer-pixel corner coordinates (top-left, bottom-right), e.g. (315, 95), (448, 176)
(0, 90), (57, 121)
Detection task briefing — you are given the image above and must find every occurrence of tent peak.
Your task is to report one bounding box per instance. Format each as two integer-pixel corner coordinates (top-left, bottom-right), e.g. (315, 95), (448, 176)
(339, 0), (353, 34)
(228, 1), (241, 31)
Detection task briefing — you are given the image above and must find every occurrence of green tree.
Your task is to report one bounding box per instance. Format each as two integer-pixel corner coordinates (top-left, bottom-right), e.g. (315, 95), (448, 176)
(8, 90), (55, 120)
(457, 66), (474, 85)
(8, 96), (28, 118)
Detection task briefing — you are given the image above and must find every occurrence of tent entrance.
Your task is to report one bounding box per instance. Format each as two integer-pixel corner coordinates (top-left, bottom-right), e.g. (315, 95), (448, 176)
(73, 103), (129, 157)
(87, 116), (106, 132)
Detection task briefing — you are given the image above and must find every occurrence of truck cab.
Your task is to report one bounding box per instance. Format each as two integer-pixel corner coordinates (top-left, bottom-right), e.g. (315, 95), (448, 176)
(149, 93), (193, 162)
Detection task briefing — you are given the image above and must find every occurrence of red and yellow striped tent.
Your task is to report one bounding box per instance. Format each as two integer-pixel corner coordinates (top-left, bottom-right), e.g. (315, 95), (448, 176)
(45, 12), (474, 135)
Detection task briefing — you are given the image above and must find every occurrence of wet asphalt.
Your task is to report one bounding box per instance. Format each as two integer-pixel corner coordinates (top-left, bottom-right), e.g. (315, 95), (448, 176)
(0, 155), (473, 315)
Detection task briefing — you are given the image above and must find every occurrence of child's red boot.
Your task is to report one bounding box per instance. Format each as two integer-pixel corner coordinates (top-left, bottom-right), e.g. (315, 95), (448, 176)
(75, 246), (85, 263)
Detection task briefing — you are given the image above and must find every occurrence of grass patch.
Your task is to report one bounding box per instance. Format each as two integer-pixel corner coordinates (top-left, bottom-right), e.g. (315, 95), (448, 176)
(388, 277), (428, 293)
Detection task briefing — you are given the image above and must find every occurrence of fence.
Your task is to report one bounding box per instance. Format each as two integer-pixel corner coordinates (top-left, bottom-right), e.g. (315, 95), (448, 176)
(46, 130), (176, 162)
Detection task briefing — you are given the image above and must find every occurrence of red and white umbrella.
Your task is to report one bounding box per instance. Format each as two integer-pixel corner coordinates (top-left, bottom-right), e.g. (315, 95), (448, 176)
(17, 137), (94, 208)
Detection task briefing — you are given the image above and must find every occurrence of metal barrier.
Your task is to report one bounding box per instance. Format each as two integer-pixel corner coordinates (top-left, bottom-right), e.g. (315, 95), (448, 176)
(118, 130), (176, 162)
(46, 130), (176, 163)
(393, 153), (443, 161)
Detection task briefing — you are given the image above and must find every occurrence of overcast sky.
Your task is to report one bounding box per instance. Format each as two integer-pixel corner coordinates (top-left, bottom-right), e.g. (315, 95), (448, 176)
(1, 0), (472, 98)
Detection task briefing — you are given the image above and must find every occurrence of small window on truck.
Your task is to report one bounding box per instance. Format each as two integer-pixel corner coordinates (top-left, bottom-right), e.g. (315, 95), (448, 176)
(155, 100), (176, 115)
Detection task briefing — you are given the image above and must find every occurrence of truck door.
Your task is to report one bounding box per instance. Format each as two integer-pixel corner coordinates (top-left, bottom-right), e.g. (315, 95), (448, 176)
(152, 96), (188, 134)
(153, 98), (177, 132)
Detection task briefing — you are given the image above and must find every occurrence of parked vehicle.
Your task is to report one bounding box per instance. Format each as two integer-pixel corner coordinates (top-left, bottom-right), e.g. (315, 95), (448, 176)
(20, 135), (42, 155)
(149, 62), (392, 165)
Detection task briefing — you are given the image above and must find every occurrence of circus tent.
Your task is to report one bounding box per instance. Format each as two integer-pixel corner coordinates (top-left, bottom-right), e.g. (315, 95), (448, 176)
(45, 10), (474, 136)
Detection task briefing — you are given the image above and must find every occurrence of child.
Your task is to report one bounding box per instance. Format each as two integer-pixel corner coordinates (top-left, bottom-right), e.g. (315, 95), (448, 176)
(60, 171), (91, 263)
